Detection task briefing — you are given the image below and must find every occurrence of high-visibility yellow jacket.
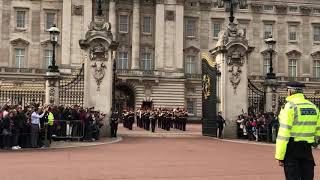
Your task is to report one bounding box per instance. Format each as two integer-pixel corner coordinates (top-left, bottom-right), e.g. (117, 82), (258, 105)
(275, 93), (320, 160)
(48, 112), (54, 126)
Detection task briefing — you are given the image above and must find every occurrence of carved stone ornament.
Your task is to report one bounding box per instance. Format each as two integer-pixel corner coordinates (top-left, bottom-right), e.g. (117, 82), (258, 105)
(10, 38), (30, 46)
(251, 3), (262, 13)
(311, 51), (320, 59)
(165, 11), (175, 21)
(275, 4), (287, 15)
(286, 50), (301, 59)
(79, 10), (118, 92)
(72, 5), (83, 16)
(90, 43), (109, 91)
(216, 22), (248, 47)
(49, 87), (55, 97)
(300, 6), (312, 15)
(202, 74), (211, 100)
(226, 46), (246, 94)
(88, 17), (111, 32)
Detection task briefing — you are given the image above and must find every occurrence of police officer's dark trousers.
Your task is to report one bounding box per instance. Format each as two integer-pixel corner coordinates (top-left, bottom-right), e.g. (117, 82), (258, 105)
(284, 138), (315, 180)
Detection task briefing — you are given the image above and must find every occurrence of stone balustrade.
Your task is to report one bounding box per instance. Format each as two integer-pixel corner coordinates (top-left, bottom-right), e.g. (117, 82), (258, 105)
(0, 67), (47, 74)
(249, 75), (320, 83)
(116, 69), (186, 78)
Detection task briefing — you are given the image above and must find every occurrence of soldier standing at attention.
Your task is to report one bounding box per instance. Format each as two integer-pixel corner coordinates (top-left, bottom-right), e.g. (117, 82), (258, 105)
(275, 82), (320, 180)
(110, 110), (119, 137)
(150, 110), (156, 133)
(182, 109), (188, 131)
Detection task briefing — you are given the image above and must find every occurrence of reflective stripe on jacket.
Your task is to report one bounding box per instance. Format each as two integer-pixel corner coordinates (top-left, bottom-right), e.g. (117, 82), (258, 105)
(275, 93), (320, 160)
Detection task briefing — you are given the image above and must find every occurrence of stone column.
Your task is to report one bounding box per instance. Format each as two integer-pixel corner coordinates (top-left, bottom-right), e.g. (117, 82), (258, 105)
(0, 0), (11, 66)
(109, 0), (116, 41)
(83, 1), (92, 40)
(131, 0), (140, 69)
(155, 1), (165, 70)
(61, 0), (71, 67)
(45, 72), (60, 106)
(264, 79), (278, 113)
(175, 3), (184, 69)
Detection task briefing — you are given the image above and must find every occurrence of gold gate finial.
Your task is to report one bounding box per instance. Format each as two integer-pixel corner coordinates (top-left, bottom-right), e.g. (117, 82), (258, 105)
(201, 52), (216, 68)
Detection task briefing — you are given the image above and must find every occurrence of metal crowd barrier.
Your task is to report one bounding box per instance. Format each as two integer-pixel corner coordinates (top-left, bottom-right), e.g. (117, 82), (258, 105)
(52, 120), (85, 141)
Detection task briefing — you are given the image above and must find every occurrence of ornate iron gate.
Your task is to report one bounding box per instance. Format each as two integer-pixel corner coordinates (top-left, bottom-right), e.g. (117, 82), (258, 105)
(0, 89), (45, 108)
(248, 79), (265, 115)
(279, 93), (320, 110)
(202, 56), (218, 137)
(59, 64), (84, 106)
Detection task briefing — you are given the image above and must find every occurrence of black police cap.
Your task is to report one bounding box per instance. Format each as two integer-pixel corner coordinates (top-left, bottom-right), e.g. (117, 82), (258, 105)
(286, 81), (305, 88)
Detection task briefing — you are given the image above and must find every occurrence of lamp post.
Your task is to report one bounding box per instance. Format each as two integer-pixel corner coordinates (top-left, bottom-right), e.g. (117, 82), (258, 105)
(48, 24), (60, 72)
(112, 57), (117, 111)
(265, 34), (276, 79)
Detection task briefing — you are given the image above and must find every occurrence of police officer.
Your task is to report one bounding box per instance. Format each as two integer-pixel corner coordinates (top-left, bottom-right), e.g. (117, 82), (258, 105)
(275, 82), (320, 180)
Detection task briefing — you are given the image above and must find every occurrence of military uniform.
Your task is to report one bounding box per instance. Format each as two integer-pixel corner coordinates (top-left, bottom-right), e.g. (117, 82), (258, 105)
(150, 112), (156, 132)
(275, 82), (320, 180)
(110, 111), (119, 137)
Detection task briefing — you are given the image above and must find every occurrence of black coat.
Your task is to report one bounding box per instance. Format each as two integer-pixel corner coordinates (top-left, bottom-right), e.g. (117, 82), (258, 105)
(14, 112), (26, 129)
(2, 116), (14, 130)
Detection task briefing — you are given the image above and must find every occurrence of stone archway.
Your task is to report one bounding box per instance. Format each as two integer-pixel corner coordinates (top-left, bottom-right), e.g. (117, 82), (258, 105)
(115, 82), (136, 114)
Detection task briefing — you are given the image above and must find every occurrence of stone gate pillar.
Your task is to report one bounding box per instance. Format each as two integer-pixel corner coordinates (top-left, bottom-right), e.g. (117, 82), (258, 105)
(210, 22), (254, 138)
(79, 14), (118, 137)
(264, 79), (279, 113)
(45, 72), (60, 106)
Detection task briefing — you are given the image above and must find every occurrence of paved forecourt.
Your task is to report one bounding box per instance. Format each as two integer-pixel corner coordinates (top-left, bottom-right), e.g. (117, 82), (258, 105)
(0, 134), (319, 180)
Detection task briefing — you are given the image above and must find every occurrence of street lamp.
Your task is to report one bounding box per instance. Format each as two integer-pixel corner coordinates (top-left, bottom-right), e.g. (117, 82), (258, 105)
(112, 57), (117, 110)
(265, 34), (276, 79)
(48, 24), (60, 72)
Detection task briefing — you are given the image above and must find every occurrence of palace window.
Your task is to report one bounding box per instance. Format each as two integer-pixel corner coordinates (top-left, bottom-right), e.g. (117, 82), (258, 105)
(288, 25), (297, 41)
(212, 22), (221, 38)
(186, 99), (195, 115)
(142, 16), (152, 34)
(289, 6), (298, 13)
(186, 18), (196, 38)
(119, 15), (129, 33)
(288, 59), (297, 77)
(314, 60), (320, 78)
(313, 25), (320, 42)
(117, 52), (128, 69)
(263, 5), (274, 12)
(141, 52), (153, 70)
(46, 13), (56, 30)
(44, 49), (53, 69)
(16, 10), (26, 28)
(263, 55), (270, 75)
(264, 24), (273, 39)
(314, 8), (320, 14)
(15, 48), (25, 68)
(185, 55), (196, 74)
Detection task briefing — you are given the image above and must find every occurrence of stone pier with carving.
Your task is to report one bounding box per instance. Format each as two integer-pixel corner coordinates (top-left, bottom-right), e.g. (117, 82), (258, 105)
(79, 14), (118, 137)
(210, 21), (254, 138)
(45, 72), (60, 105)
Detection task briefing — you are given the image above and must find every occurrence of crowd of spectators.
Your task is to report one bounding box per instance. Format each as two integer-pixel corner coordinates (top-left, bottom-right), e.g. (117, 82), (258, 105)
(236, 112), (279, 143)
(0, 100), (105, 150)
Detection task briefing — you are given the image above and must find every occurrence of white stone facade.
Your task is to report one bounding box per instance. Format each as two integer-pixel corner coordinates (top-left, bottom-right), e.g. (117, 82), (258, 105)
(1, 0), (320, 119)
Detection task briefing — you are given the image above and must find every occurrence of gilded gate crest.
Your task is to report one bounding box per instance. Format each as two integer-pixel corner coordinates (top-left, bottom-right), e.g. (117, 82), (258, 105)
(202, 74), (211, 100)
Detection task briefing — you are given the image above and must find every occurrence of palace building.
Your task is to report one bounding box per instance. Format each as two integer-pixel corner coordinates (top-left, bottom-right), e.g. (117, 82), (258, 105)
(0, 0), (320, 120)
